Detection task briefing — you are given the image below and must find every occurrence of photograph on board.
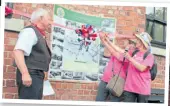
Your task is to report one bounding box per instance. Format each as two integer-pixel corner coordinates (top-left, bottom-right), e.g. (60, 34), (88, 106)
(2, 1), (168, 105)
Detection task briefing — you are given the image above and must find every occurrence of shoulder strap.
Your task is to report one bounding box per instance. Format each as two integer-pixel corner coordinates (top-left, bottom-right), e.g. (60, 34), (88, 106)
(112, 58), (114, 72)
(132, 49), (151, 60)
(132, 49), (139, 57)
(143, 50), (150, 60)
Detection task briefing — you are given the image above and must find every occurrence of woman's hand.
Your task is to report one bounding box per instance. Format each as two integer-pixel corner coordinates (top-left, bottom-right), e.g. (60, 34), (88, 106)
(99, 32), (107, 39)
(123, 51), (132, 61)
(99, 32), (107, 44)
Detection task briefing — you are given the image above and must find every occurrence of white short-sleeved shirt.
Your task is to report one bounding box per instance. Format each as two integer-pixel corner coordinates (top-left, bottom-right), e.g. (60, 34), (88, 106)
(14, 28), (38, 56)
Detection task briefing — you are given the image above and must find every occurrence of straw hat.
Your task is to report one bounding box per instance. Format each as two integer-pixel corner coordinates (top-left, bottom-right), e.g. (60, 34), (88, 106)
(134, 32), (152, 49)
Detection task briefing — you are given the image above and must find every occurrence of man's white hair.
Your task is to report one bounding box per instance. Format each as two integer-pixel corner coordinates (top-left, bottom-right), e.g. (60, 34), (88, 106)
(30, 8), (48, 23)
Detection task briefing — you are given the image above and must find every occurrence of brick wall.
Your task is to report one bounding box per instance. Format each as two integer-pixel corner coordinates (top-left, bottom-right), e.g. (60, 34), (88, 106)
(3, 3), (165, 101)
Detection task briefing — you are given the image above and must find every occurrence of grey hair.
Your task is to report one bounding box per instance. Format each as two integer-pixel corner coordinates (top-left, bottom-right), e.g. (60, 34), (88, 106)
(30, 8), (48, 23)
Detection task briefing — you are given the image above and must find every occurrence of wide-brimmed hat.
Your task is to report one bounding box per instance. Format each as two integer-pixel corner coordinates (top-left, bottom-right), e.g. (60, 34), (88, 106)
(132, 32), (152, 49)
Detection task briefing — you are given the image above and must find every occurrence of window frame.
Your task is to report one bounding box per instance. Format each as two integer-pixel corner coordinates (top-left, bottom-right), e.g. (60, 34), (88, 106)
(145, 7), (167, 49)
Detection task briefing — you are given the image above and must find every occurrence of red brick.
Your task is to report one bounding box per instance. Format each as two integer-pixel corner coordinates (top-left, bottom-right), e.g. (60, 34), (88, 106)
(78, 90), (83, 95)
(4, 52), (9, 58)
(129, 12), (137, 17)
(117, 30), (123, 34)
(61, 83), (67, 89)
(3, 87), (18, 93)
(122, 30), (134, 35)
(104, 14), (114, 18)
(86, 84), (93, 89)
(5, 32), (18, 38)
(7, 66), (16, 72)
(123, 26), (135, 31)
(50, 82), (56, 89)
(4, 52), (8, 58)
(126, 21), (133, 26)
(91, 90), (97, 95)
(3, 65), (6, 72)
(61, 95), (69, 100)
(8, 52), (14, 58)
(95, 8), (101, 13)
(101, 9), (108, 14)
(4, 45), (15, 51)
(3, 72), (16, 79)
(93, 83), (98, 90)
(4, 58), (13, 65)
(155, 84), (162, 88)
(43, 96), (50, 100)
(123, 7), (134, 11)
(3, 80), (6, 87)
(92, 96), (96, 100)
(67, 89), (78, 95)
(55, 94), (62, 100)
(72, 90), (78, 95)
(86, 96), (93, 101)
(4, 38), (17, 45)
(138, 14), (145, 19)
(4, 94), (15, 99)
(6, 80), (16, 87)
(117, 20), (126, 26)
(119, 11), (126, 16)
(78, 96), (87, 101)
(155, 78), (162, 83)
(138, 24), (145, 28)
(55, 89), (65, 96)
(73, 83), (81, 89)
(81, 84), (86, 89)
(68, 95), (74, 100)
(49, 95), (56, 100)
(72, 96), (78, 100)
(83, 90), (90, 95)
(117, 26), (124, 30)
(56, 82), (61, 89)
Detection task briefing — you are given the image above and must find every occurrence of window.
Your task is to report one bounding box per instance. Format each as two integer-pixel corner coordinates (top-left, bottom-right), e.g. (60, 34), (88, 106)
(146, 7), (167, 49)
(5, 3), (13, 19)
(5, 2), (13, 8)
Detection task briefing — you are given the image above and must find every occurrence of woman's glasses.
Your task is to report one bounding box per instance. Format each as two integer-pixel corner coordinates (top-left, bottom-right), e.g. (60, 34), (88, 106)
(129, 40), (137, 46)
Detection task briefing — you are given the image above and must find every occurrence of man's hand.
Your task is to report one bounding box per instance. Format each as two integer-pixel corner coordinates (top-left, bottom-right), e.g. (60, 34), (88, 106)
(44, 72), (48, 81)
(22, 72), (32, 87)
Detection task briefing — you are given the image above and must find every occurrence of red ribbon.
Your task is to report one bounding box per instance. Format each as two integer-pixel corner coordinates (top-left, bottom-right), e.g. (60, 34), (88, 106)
(32, 23), (46, 37)
(5, 6), (13, 16)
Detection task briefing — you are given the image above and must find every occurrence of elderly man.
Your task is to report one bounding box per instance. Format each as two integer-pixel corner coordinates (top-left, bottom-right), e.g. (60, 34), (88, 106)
(13, 8), (52, 99)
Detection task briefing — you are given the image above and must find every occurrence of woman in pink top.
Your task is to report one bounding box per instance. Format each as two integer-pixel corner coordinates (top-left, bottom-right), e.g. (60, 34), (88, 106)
(96, 33), (136, 102)
(100, 32), (154, 103)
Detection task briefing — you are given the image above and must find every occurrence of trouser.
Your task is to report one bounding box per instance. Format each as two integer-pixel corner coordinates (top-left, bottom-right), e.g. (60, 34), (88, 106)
(95, 80), (123, 102)
(123, 91), (149, 103)
(16, 69), (45, 99)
